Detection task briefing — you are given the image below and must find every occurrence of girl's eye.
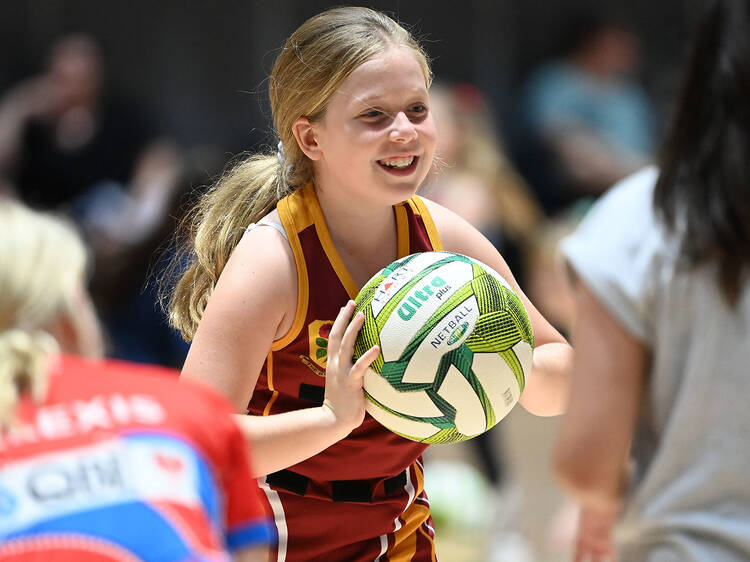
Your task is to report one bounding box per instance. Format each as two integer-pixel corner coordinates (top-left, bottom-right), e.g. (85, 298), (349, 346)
(409, 104), (427, 114)
(362, 109), (383, 119)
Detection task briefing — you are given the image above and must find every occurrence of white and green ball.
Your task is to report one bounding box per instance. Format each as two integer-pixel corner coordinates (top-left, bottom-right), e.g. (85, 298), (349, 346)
(353, 251), (534, 444)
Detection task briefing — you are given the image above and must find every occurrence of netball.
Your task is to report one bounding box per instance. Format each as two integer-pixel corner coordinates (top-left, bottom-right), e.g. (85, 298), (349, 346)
(353, 251), (534, 444)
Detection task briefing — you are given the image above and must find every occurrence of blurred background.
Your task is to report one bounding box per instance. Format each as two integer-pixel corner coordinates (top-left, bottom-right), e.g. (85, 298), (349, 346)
(0, 1), (697, 560)
(0, 0), (691, 156)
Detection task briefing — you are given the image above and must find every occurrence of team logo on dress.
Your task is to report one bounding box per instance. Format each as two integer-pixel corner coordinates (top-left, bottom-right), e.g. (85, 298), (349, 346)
(306, 320), (334, 373)
(299, 355), (326, 378)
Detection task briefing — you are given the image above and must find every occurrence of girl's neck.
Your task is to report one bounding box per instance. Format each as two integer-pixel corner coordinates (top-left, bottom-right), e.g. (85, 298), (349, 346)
(315, 185), (399, 285)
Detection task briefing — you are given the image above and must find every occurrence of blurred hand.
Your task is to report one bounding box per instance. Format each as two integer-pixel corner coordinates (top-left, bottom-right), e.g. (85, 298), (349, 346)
(573, 504), (619, 562)
(5, 76), (57, 120)
(322, 300), (379, 433)
(555, 130), (643, 194)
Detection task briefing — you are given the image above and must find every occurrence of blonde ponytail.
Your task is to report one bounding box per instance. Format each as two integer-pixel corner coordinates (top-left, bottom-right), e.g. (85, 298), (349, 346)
(0, 199), (96, 429)
(0, 199), (94, 429)
(168, 154), (292, 340)
(0, 330), (58, 430)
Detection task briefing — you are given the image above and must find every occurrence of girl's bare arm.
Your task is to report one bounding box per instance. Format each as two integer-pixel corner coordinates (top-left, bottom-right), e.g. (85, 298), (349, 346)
(181, 226), (378, 477)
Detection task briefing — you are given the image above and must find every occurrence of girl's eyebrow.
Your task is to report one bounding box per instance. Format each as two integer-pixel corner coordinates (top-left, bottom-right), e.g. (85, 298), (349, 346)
(348, 95), (390, 117)
(334, 86), (385, 110)
(345, 85), (428, 107)
(350, 92), (386, 106)
(351, 94), (428, 110)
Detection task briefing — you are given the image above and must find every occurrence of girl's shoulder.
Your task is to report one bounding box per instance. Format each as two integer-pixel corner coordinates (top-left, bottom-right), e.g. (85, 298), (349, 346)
(419, 196), (485, 255)
(218, 208), (297, 312)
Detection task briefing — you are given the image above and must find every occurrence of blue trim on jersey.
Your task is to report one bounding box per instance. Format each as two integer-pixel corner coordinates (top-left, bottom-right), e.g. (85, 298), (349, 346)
(197, 449), (221, 525)
(227, 519), (276, 550)
(6, 501), (196, 560)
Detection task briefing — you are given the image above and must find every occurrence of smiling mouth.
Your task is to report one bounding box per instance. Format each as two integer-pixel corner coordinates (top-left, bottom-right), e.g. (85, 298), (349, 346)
(377, 156), (418, 173)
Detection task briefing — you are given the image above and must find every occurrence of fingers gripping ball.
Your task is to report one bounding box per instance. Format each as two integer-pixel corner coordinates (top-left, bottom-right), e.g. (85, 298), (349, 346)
(353, 252), (534, 444)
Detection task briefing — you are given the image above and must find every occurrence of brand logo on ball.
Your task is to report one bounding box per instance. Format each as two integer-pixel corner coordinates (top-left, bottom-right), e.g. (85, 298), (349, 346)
(372, 265), (414, 306)
(397, 276), (449, 321)
(430, 305), (474, 349)
(447, 322), (469, 345)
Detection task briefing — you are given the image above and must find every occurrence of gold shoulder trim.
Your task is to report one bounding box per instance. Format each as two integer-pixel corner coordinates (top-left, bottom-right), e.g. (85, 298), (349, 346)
(272, 186), (311, 350)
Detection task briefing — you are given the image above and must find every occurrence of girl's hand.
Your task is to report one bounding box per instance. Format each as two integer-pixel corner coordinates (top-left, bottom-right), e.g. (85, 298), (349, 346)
(322, 300), (379, 434)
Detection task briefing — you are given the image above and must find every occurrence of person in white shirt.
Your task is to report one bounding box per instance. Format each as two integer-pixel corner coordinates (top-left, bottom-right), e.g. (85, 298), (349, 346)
(553, 1), (750, 560)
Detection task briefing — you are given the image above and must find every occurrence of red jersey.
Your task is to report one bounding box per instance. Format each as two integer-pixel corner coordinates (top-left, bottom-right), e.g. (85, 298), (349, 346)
(247, 183), (442, 561)
(0, 355), (272, 561)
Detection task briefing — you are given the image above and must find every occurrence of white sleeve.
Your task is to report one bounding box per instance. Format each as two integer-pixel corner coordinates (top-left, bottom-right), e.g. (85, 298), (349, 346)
(561, 166), (664, 342)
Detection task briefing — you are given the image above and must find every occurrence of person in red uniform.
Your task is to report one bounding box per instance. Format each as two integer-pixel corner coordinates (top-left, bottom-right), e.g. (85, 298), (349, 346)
(169, 7), (573, 561)
(0, 199), (272, 562)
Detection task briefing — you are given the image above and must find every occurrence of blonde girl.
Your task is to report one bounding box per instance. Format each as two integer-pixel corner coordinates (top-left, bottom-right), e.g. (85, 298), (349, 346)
(172, 7), (572, 561)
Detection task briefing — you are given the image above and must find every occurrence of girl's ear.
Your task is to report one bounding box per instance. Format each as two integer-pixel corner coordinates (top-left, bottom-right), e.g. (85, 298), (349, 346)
(292, 117), (322, 161)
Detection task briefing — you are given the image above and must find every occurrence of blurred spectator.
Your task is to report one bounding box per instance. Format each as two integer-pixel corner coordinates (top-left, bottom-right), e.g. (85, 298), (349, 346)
(0, 199), (273, 561)
(0, 34), (176, 224)
(422, 81), (543, 562)
(516, 10), (655, 215)
(423, 82), (543, 283)
(0, 33), (187, 367)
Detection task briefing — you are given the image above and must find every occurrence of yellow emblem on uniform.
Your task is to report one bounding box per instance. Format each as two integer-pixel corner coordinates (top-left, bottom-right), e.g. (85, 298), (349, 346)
(308, 320), (334, 369)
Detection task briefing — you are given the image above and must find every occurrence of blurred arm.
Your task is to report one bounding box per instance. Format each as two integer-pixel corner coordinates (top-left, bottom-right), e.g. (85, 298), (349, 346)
(99, 140), (183, 245)
(549, 126), (649, 195)
(0, 77), (52, 174)
(553, 280), (647, 510)
(234, 545), (269, 562)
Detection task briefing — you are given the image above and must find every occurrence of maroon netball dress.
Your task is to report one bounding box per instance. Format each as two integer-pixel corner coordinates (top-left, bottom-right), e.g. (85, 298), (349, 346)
(247, 182), (443, 562)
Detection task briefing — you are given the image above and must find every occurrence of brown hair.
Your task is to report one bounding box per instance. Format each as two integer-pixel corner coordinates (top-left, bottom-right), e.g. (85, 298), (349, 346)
(168, 7), (431, 340)
(654, 0), (750, 305)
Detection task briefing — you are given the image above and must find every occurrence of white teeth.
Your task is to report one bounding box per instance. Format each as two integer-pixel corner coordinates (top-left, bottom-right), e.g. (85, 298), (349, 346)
(379, 156), (414, 169)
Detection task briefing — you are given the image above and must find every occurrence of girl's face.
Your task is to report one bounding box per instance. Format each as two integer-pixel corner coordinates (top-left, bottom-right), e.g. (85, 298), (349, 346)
(311, 45), (436, 206)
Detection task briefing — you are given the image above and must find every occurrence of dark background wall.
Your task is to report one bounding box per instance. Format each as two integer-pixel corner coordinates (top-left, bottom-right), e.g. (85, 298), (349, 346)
(0, 0), (693, 154)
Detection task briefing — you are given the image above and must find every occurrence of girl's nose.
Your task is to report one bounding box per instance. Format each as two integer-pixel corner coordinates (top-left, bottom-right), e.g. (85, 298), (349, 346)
(389, 112), (418, 143)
